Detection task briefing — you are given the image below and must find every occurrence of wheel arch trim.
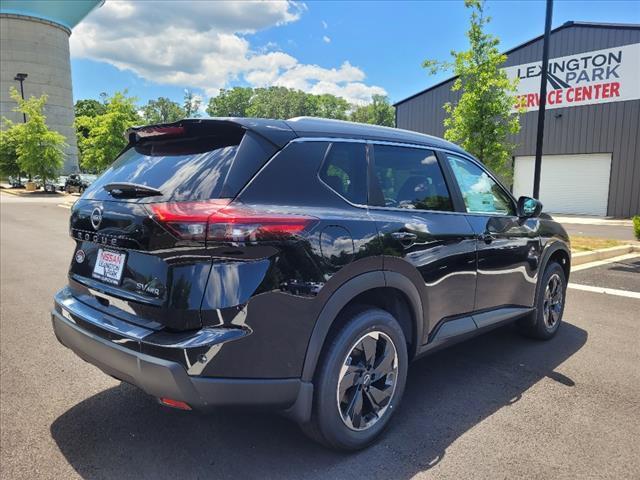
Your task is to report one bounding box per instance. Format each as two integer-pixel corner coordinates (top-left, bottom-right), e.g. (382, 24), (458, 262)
(538, 241), (571, 290)
(300, 270), (423, 383)
(527, 240), (571, 323)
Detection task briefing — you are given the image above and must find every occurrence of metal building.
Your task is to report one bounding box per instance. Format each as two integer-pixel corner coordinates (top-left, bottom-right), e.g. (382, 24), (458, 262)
(395, 22), (640, 218)
(0, 0), (102, 173)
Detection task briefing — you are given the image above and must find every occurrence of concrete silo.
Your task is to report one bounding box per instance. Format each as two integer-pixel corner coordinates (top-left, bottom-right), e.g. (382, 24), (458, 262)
(1, 0), (103, 172)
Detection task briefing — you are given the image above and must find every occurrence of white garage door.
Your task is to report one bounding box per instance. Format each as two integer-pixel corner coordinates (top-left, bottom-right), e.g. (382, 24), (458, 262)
(513, 153), (612, 216)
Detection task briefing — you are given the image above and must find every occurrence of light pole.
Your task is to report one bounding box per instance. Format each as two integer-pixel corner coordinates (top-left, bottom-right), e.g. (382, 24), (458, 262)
(14, 73), (28, 123)
(532, 0), (553, 199)
(14, 73), (29, 183)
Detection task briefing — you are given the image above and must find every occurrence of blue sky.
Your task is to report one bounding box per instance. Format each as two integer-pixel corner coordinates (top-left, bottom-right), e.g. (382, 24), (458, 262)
(70, 0), (640, 107)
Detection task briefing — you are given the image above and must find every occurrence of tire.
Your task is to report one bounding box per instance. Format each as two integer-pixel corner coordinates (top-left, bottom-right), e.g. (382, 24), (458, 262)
(518, 262), (567, 340)
(301, 307), (408, 451)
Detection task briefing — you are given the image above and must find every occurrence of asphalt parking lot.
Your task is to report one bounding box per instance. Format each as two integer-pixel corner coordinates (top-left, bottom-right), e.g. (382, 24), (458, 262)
(1, 193), (639, 479)
(571, 257), (640, 292)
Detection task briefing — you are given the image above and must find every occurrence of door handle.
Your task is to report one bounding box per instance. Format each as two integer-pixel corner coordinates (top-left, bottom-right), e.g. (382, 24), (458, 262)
(391, 232), (417, 245)
(478, 233), (495, 244)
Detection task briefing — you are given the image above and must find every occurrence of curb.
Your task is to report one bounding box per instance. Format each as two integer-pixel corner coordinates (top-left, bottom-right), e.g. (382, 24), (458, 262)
(0, 188), (76, 200)
(554, 216), (633, 227)
(0, 188), (24, 196)
(572, 244), (640, 266)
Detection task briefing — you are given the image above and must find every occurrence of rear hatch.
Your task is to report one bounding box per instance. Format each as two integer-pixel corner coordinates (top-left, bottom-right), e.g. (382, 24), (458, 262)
(68, 120), (289, 331)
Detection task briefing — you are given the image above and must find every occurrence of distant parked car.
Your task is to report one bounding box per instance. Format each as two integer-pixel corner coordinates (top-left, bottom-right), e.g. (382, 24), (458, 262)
(53, 175), (68, 191)
(64, 174), (96, 193)
(6, 176), (25, 188)
(44, 177), (67, 193)
(35, 176), (64, 193)
(34, 176), (54, 190)
(80, 174), (98, 186)
(64, 175), (85, 193)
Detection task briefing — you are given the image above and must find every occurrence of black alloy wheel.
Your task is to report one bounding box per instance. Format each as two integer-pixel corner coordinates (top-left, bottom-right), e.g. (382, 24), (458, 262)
(543, 273), (563, 330)
(301, 307), (408, 450)
(337, 331), (398, 431)
(518, 261), (567, 340)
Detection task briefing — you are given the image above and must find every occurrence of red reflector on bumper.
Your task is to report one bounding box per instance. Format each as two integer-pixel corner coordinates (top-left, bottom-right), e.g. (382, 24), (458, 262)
(159, 397), (192, 410)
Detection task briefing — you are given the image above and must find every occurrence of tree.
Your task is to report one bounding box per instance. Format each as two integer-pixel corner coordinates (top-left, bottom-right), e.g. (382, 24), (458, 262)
(78, 91), (140, 172)
(204, 86), (384, 123)
(142, 97), (185, 124)
(423, 0), (520, 182)
(183, 89), (202, 118)
(5, 88), (66, 185)
(349, 94), (395, 126)
(0, 120), (22, 179)
(75, 99), (106, 158)
(206, 87), (253, 117)
(245, 87), (312, 119)
(313, 94), (350, 120)
(75, 98), (106, 118)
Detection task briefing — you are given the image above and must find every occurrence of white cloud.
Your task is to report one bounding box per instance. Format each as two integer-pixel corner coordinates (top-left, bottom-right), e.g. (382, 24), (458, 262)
(71, 0), (385, 104)
(322, 35), (331, 43)
(309, 81), (387, 105)
(321, 20), (328, 29)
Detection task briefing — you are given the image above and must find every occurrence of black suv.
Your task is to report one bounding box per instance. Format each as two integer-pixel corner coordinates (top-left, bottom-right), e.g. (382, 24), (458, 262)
(52, 117), (570, 450)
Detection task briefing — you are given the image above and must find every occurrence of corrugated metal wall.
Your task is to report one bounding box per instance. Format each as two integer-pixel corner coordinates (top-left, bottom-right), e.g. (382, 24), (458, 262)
(396, 25), (640, 217)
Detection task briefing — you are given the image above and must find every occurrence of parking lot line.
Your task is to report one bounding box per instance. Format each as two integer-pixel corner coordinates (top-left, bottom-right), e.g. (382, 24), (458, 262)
(568, 282), (640, 299)
(571, 253), (640, 272)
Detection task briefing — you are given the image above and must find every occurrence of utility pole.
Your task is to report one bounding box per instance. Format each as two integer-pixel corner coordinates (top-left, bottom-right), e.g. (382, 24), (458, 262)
(14, 73), (28, 123)
(533, 0), (553, 199)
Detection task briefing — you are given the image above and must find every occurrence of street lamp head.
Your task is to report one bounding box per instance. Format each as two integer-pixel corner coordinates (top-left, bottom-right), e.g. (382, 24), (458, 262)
(14, 73), (28, 81)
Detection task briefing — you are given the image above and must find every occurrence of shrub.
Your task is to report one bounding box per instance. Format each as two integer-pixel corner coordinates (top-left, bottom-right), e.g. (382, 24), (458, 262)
(633, 215), (640, 241)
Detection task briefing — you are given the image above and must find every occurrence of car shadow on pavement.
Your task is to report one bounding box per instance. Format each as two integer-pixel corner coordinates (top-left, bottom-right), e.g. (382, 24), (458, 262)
(50, 322), (587, 480)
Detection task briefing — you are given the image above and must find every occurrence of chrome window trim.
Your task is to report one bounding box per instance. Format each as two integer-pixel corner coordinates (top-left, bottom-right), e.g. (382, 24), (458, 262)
(268, 136), (517, 217)
(291, 137), (368, 144)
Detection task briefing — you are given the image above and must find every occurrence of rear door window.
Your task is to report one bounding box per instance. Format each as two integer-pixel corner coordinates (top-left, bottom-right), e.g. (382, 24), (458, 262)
(371, 145), (453, 211)
(319, 142), (368, 205)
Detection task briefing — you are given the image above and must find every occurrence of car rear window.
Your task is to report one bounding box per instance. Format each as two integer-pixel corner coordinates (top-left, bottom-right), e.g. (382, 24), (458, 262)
(82, 129), (276, 203)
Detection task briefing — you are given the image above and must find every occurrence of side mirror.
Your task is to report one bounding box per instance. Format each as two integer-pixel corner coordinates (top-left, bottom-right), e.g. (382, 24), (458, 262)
(517, 196), (542, 218)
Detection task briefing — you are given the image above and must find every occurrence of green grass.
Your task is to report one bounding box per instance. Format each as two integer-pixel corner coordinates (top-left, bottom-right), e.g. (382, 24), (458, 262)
(570, 236), (623, 252)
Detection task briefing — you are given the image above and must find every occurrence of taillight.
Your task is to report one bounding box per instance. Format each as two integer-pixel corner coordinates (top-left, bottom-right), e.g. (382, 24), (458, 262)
(148, 199), (230, 241)
(147, 200), (317, 243)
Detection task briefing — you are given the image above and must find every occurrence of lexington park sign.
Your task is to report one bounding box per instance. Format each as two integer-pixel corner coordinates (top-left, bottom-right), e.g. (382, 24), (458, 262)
(505, 42), (640, 112)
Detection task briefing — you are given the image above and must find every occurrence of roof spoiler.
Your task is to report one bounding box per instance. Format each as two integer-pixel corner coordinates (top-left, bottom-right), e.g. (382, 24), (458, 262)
(125, 118), (297, 148)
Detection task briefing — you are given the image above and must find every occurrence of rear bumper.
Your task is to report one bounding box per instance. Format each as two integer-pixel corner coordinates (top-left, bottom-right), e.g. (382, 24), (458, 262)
(51, 288), (311, 416)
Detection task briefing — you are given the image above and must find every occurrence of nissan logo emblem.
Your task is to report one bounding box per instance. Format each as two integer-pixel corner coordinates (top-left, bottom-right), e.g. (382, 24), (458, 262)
(90, 207), (103, 230)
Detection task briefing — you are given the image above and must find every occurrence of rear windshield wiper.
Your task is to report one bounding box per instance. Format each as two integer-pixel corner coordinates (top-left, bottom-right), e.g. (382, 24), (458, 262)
(103, 182), (163, 198)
